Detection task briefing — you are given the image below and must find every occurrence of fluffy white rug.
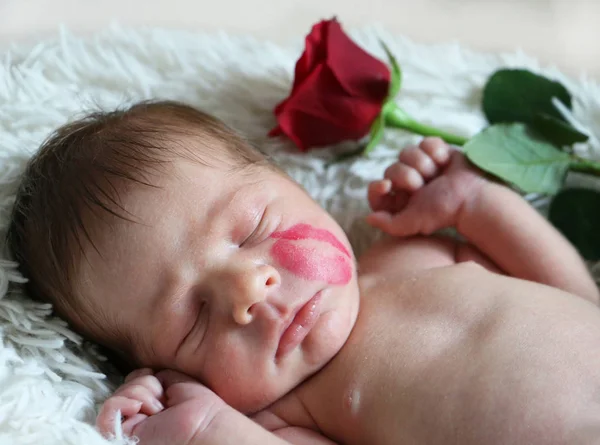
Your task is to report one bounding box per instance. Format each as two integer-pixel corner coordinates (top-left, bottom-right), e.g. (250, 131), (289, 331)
(0, 23), (599, 445)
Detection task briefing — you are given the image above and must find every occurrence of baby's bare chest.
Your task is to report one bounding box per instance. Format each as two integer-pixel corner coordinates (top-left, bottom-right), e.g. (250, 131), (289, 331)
(294, 264), (600, 444)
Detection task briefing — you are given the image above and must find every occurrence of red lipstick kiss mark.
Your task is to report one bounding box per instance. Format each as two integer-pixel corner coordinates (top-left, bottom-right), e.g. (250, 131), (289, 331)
(270, 223), (352, 285)
(271, 223), (351, 258)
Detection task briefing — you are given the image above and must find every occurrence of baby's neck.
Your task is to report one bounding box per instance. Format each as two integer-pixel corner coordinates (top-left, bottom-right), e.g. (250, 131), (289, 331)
(263, 313), (366, 441)
(257, 276), (374, 439)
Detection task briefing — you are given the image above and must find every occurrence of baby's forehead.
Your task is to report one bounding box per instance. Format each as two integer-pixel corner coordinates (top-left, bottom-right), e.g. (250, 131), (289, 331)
(77, 158), (234, 270)
(76, 146), (277, 270)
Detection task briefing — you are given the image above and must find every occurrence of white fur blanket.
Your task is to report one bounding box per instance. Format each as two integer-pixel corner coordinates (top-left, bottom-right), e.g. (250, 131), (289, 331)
(0, 24), (599, 445)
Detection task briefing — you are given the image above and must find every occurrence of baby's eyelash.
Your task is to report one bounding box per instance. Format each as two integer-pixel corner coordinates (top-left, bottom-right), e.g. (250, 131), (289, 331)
(180, 301), (207, 348)
(240, 209), (266, 247)
(240, 227), (257, 247)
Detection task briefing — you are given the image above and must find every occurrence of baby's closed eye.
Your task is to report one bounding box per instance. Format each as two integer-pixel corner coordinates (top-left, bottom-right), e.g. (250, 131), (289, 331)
(239, 220), (263, 248)
(177, 300), (208, 353)
(239, 207), (270, 248)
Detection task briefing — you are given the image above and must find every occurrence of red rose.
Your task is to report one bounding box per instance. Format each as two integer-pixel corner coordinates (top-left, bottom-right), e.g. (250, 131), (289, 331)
(269, 18), (391, 151)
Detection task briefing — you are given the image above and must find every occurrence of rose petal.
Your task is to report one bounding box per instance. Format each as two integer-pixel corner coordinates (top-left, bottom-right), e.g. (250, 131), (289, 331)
(268, 125), (283, 137)
(274, 64), (381, 146)
(269, 18), (391, 150)
(326, 19), (390, 101)
(277, 111), (365, 149)
(290, 20), (329, 95)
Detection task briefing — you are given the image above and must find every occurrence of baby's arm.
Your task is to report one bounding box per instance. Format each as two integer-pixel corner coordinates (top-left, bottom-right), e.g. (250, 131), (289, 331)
(97, 368), (335, 445)
(367, 137), (599, 303)
(197, 411), (329, 445)
(456, 170), (598, 303)
(252, 410), (337, 445)
(206, 410), (336, 445)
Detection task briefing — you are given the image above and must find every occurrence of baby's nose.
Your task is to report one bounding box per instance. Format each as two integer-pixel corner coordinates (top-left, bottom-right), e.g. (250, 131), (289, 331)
(231, 264), (280, 325)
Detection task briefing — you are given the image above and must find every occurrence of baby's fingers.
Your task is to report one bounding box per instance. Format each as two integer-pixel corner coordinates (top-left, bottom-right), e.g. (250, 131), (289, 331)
(114, 383), (164, 415)
(96, 396), (142, 437)
(155, 369), (201, 388)
(156, 369), (224, 408)
(117, 374), (164, 400)
(121, 413), (149, 438)
(384, 163), (424, 191)
(368, 180), (392, 211)
(366, 210), (419, 238)
(124, 367), (154, 383)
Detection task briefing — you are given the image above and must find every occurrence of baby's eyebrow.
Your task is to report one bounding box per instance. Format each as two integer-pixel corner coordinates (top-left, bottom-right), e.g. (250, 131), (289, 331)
(227, 183), (271, 219)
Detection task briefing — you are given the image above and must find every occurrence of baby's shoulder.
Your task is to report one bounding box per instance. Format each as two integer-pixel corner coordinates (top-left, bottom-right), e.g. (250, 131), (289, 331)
(357, 234), (459, 281)
(358, 248), (498, 318)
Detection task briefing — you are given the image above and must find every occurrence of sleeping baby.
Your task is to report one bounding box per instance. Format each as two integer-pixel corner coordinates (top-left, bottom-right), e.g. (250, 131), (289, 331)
(8, 100), (600, 445)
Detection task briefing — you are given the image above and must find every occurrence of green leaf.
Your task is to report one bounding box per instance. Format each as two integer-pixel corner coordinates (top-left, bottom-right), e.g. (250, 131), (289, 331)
(483, 69), (572, 124)
(532, 113), (589, 147)
(463, 123), (570, 194)
(379, 40), (402, 99)
(549, 188), (600, 261)
(363, 113), (386, 155)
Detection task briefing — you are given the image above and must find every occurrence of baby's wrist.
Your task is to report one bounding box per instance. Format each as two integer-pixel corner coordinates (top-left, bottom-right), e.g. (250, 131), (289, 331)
(455, 177), (499, 235)
(191, 407), (288, 445)
(188, 404), (245, 445)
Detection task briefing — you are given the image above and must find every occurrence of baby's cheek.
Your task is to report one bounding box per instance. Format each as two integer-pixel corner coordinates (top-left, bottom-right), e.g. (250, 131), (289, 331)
(270, 240), (352, 285)
(203, 338), (278, 412)
(205, 344), (246, 394)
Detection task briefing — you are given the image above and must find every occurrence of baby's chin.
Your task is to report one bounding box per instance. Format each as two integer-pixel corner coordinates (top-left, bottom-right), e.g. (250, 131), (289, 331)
(286, 283), (361, 383)
(303, 301), (358, 367)
(225, 299), (359, 414)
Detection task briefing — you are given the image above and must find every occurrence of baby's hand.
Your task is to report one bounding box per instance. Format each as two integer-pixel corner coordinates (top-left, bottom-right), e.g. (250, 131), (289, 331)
(96, 368), (164, 437)
(97, 368), (229, 445)
(367, 137), (486, 237)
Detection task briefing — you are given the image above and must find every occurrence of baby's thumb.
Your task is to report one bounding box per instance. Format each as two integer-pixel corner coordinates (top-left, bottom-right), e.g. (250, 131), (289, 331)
(366, 210), (419, 238)
(155, 369), (222, 407)
(155, 369), (199, 389)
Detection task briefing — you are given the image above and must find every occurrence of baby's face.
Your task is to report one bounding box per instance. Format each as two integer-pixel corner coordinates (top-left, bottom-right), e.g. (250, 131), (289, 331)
(80, 155), (360, 413)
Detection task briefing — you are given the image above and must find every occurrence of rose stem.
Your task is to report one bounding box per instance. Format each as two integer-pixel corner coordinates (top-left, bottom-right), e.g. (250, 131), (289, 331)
(570, 157), (600, 177)
(384, 103), (469, 146)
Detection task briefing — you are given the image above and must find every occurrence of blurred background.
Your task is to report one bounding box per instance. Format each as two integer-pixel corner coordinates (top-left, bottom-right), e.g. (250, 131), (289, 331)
(0, 0), (599, 78)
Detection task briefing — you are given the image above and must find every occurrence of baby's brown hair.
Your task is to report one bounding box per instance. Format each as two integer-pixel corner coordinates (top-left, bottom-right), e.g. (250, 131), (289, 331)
(6, 100), (270, 354)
